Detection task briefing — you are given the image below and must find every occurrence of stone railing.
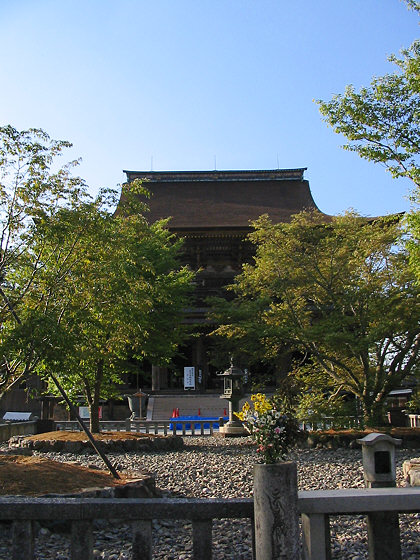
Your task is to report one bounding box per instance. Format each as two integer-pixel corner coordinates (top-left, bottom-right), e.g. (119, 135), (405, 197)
(300, 415), (362, 431)
(408, 413), (420, 427)
(0, 496), (253, 560)
(0, 421), (37, 442)
(299, 487), (420, 559)
(55, 419), (220, 436)
(1, 488), (419, 560)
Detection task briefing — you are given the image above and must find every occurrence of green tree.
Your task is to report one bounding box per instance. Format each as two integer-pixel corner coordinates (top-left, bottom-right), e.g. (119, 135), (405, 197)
(213, 211), (420, 426)
(317, 4), (420, 280)
(0, 126), (194, 431)
(5, 183), (193, 432)
(317, 38), (420, 190)
(407, 190), (420, 279)
(0, 125), (89, 392)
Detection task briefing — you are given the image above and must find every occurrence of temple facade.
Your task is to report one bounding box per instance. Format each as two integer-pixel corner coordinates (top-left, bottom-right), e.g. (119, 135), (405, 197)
(0, 168), (326, 419)
(124, 168), (326, 392)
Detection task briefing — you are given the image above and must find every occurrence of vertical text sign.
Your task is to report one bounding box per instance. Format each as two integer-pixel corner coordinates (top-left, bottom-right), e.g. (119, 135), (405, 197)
(184, 367), (195, 390)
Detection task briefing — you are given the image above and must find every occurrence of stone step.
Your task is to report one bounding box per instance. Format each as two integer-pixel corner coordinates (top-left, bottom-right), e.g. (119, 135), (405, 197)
(148, 395), (230, 420)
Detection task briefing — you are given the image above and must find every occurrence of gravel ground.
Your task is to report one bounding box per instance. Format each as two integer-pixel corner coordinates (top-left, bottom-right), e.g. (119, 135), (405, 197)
(0, 436), (419, 559)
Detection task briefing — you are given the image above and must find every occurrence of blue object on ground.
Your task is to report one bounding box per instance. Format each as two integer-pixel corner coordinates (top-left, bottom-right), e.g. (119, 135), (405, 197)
(169, 415), (229, 430)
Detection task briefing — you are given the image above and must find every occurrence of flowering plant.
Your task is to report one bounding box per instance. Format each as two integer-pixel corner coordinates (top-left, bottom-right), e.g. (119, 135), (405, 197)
(236, 393), (299, 464)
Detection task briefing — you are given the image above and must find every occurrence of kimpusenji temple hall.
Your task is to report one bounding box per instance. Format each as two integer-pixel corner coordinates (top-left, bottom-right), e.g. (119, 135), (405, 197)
(0, 167), (331, 421)
(1, 168), (413, 423)
(123, 168), (325, 394)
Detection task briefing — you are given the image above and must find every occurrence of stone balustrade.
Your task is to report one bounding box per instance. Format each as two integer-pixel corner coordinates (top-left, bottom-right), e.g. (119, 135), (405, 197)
(299, 487), (420, 559)
(408, 414), (420, 427)
(56, 419), (219, 436)
(1, 496), (253, 560)
(0, 421), (37, 442)
(1, 488), (419, 559)
(300, 416), (362, 431)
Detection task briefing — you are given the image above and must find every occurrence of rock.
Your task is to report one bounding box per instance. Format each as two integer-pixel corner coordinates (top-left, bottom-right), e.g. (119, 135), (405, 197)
(326, 438), (338, 449)
(0, 447), (32, 456)
(63, 440), (82, 453)
(306, 435), (318, 448)
(409, 468), (420, 486)
(403, 458), (420, 486)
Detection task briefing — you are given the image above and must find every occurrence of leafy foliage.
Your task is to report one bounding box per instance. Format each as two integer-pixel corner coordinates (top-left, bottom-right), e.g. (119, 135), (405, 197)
(215, 210), (420, 426)
(403, 0), (420, 15)
(23, 185), (193, 431)
(0, 126), (194, 431)
(317, 40), (420, 189)
(0, 125), (89, 391)
(317, 7), (420, 284)
(406, 190), (420, 281)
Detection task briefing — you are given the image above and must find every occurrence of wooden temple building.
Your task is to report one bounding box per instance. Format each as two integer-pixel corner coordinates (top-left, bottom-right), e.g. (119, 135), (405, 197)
(123, 168), (326, 393)
(0, 168), (325, 420)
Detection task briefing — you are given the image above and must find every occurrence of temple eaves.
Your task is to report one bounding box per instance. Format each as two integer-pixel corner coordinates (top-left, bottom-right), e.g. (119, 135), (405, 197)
(123, 168), (307, 183)
(122, 168), (326, 230)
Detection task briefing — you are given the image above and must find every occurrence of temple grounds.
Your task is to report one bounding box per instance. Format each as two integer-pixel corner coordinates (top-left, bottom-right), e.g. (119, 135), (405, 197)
(0, 432), (419, 559)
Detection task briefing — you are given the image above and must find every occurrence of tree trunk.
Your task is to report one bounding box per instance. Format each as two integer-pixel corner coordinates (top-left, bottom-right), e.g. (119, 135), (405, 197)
(362, 400), (386, 428)
(89, 359), (104, 433)
(89, 401), (100, 433)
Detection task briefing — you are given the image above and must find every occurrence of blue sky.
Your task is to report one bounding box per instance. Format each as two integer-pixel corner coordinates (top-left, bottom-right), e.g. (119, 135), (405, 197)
(0, 0), (418, 216)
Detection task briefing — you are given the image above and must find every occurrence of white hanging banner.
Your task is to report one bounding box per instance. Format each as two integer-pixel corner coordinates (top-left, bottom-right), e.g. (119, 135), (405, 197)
(78, 406), (102, 419)
(184, 366), (195, 390)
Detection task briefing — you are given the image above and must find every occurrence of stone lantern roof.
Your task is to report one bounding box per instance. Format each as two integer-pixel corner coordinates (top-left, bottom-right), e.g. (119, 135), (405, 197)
(219, 364), (245, 378)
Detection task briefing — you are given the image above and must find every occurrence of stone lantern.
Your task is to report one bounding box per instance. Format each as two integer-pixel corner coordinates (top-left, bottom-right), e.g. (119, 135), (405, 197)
(357, 432), (401, 488)
(218, 362), (247, 437)
(356, 432), (403, 559)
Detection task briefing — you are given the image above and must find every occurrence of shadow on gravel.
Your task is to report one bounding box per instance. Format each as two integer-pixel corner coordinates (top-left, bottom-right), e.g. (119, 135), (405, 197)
(182, 440), (255, 454)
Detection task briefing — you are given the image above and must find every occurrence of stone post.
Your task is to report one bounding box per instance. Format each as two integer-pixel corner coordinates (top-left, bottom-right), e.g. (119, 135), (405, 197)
(253, 462), (300, 559)
(357, 433), (402, 560)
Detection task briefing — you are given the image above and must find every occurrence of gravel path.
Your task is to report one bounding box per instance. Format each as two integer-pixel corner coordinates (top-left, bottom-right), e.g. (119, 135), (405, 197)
(1, 436), (419, 559)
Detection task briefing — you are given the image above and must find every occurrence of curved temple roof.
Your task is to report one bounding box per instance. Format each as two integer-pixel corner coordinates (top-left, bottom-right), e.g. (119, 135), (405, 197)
(123, 169), (327, 230)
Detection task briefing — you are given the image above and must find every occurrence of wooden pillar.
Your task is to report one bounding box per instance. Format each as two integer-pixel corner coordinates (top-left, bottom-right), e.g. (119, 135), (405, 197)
(152, 365), (168, 391)
(152, 365), (159, 391)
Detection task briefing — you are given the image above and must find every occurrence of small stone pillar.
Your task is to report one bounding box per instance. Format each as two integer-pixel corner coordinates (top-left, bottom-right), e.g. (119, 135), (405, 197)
(357, 433), (402, 560)
(253, 462), (300, 559)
